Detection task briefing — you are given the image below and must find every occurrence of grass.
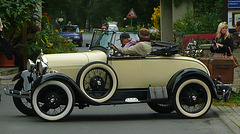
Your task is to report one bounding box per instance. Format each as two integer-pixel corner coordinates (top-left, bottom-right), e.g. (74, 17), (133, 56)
(213, 92), (240, 106)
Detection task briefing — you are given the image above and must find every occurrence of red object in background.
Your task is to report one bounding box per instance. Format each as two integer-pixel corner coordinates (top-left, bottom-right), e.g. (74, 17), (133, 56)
(182, 34), (216, 48)
(0, 52), (15, 67)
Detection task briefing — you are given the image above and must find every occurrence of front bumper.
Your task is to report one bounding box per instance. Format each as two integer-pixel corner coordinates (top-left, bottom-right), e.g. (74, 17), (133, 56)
(4, 85), (31, 99)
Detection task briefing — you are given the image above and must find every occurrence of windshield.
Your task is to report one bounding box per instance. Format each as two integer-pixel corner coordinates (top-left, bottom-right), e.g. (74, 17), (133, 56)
(91, 30), (114, 49)
(60, 26), (80, 33)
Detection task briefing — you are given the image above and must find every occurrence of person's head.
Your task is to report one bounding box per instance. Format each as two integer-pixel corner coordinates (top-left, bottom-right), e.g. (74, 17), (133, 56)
(120, 32), (130, 46)
(216, 22), (230, 40)
(236, 21), (240, 32)
(139, 28), (150, 39)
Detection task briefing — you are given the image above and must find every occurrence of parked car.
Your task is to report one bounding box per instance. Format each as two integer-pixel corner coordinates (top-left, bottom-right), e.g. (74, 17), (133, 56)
(59, 25), (84, 47)
(4, 29), (229, 121)
(108, 22), (119, 31)
(102, 22), (119, 31)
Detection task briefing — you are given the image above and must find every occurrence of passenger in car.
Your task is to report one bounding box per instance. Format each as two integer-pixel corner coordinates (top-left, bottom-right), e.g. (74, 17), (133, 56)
(118, 28), (152, 56)
(119, 32), (137, 48)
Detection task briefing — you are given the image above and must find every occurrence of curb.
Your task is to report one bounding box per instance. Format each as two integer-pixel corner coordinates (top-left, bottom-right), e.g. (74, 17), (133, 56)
(211, 105), (240, 134)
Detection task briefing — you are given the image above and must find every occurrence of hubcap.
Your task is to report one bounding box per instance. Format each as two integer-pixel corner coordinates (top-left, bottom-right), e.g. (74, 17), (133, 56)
(90, 76), (105, 90)
(45, 93), (61, 109)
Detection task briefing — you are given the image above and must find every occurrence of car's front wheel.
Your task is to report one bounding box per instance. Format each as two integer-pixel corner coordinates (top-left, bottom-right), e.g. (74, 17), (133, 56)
(173, 78), (212, 118)
(32, 80), (75, 121)
(13, 80), (35, 116)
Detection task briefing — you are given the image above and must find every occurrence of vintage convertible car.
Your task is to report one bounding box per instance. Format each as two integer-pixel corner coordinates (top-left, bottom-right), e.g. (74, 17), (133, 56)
(4, 30), (229, 121)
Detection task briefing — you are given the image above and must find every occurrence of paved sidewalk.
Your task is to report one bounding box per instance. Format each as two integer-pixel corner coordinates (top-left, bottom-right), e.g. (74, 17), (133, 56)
(211, 105), (240, 134)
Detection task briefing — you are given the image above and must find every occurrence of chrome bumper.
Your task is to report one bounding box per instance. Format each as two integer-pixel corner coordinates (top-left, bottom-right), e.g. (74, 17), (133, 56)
(4, 86), (31, 99)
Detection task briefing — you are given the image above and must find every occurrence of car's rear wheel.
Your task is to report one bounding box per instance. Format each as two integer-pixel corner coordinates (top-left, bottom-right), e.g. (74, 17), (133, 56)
(173, 78), (212, 118)
(77, 62), (118, 103)
(32, 80), (75, 121)
(147, 102), (174, 113)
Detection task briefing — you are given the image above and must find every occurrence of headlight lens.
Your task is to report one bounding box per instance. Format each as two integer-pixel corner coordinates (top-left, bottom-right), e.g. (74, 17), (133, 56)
(36, 49), (49, 75)
(27, 59), (35, 71)
(38, 61), (48, 74)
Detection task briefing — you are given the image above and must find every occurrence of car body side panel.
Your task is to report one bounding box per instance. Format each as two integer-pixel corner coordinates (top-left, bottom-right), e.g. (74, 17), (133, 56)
(108, 55), (209, 89)
(45, 50), (107, 81)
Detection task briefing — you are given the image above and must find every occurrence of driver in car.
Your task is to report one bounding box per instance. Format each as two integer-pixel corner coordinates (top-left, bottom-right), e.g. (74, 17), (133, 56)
(117, 28), (152, 56)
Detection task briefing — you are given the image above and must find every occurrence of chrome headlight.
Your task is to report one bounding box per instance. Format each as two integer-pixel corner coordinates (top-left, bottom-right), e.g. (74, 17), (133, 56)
(36, 49), (49, 75)
(27, 59), (35, 71)
(38, 61), (48, 74)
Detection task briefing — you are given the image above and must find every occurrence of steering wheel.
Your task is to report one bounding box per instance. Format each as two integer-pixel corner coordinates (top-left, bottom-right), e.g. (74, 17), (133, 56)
(110, 44), (124, 56)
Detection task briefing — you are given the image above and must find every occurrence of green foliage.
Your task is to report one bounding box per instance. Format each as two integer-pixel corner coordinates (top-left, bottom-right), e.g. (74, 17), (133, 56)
(17, 13), (77, 61)
(119, 25), (139, 32)
(213, 92), (240, 106)
(43, 0), (159, 28)
(173, 0), (223, 35)
(0, 0), (43, 45)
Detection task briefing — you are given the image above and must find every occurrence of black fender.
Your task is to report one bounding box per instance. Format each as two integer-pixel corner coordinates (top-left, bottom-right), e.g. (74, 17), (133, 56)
(32, 73), (99, 105)
(12, 72), (22, 82)
(167, 68), (220, 100)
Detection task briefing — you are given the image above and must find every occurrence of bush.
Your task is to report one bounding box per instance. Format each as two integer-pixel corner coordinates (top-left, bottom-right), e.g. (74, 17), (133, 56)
(17, 13), (77, 61)
(173, 0), (223, 35)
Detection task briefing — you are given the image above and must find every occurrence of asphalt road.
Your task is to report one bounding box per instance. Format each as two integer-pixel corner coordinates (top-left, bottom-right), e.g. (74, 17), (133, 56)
(0, 91), (233, 134)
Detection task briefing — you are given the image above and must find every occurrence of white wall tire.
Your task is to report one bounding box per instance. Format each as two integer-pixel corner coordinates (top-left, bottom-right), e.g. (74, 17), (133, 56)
(32, 80), (75, 121)
(77, 62), (117, 103)
(174, 78), (212, 118)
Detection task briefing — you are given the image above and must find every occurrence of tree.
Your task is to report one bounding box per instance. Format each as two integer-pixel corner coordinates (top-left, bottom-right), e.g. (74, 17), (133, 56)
(173, 0), (224, 34)
(43, 0), (159, 28)
(0, 0), (42, 46)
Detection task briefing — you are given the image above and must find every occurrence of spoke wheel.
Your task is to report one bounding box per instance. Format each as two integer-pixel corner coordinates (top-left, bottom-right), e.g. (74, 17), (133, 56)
(84, 68), (113, 99)
(13, 80), (35, 116)
(77, 62), (117, 103)
(174, 78), (212, 118)
(32, 80), (75, 121)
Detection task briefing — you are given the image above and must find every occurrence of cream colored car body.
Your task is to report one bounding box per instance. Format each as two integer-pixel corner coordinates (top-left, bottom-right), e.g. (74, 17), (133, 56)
(45, 50), (209, 89)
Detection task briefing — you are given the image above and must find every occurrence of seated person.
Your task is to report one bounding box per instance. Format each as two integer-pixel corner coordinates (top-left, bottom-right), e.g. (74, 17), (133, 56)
(119, 32), (137, 48)
(117, 32), (137, 56)
(117, 28), (152, 56)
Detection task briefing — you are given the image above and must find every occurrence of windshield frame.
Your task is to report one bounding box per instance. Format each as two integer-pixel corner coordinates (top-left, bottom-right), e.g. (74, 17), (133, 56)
(89, 30), (115, 52)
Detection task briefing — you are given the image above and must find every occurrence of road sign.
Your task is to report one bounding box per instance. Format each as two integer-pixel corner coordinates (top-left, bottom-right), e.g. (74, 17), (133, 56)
(127, 8), (137, 18)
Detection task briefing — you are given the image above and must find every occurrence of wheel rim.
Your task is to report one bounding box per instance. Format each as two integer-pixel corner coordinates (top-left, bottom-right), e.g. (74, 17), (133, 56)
(83, 68), (113, 99)
(78, 63), (118, 103)
(37, 85), (68, 116)
(21, 98), (32, 109)
(179, 83), (207, 113)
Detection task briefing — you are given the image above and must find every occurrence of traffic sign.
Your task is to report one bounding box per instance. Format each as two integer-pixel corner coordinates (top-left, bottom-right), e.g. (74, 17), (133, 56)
(127, 8), (137, 18)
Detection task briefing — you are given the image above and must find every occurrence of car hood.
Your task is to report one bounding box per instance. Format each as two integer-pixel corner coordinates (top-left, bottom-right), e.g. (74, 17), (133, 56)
(45, 50), (107, 80)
